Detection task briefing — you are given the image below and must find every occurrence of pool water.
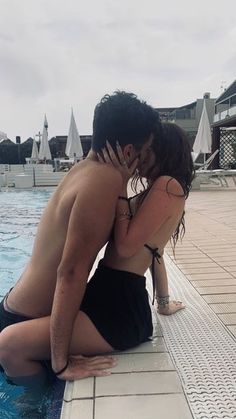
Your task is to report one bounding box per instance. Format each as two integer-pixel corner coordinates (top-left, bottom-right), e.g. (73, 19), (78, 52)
(0, 188), (65, 419)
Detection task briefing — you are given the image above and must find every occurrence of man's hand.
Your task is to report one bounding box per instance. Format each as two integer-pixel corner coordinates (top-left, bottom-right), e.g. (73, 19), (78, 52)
(158, 300), (185, 316)
(57, 355), (117, 381)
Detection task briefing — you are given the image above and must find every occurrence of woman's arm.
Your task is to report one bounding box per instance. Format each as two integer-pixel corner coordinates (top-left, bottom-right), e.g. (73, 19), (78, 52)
(151, 256), (185, 315)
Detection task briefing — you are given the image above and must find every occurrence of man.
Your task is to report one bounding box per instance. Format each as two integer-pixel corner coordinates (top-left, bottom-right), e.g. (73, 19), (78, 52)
(0, 91), (158, 385)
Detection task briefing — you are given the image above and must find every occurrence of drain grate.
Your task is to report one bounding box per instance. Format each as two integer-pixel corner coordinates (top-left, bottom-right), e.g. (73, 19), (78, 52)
(154, 255), (236, 419)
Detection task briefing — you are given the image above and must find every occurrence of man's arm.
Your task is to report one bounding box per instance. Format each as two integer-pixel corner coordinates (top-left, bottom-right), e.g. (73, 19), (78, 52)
(50, 166), (122, 374)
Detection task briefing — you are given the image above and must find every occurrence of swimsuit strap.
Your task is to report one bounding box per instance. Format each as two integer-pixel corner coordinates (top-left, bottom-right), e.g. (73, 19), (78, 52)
(144, 244), (162, 305)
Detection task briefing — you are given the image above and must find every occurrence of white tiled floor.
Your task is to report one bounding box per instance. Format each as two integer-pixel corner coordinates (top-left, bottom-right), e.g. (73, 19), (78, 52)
(95, 371), (182, 396)
(94, 394), (192, 419)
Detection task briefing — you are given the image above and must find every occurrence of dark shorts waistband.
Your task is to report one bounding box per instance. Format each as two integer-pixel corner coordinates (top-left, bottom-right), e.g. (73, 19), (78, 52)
(95, 261), (146, 286)
(0, 293), (32, 332)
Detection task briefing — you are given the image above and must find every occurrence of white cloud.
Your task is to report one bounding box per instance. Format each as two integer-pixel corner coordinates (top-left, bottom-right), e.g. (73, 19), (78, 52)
(0, 0), (235, 141)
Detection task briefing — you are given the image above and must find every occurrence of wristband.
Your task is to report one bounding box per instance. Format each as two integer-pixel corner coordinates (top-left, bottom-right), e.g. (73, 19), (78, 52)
(54, 360), (69, 376)
(157, 296), (169, 307)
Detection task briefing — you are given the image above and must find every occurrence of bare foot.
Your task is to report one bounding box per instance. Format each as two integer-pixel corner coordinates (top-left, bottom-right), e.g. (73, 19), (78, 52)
(158, 300), (185, 316)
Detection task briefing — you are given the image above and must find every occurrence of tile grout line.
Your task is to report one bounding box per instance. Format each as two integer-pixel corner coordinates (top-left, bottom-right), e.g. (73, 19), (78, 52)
(93, 377), (96, 419)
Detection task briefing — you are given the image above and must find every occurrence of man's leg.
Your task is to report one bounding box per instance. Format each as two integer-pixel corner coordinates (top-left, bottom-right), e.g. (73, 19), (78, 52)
(0, 312), (113, 385)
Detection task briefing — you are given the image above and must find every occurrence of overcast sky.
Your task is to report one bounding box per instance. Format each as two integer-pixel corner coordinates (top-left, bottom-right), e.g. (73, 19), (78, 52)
(0, 0), (236, 142)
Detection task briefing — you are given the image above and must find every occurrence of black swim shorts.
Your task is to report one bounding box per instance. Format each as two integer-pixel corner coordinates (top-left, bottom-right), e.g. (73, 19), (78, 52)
(80, 261), (153, 351)
(0, 294), (32, 332)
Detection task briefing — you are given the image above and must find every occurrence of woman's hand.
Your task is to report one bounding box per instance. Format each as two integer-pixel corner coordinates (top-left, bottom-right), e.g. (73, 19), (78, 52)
(97, 141), (138, 184)
(56, 355), (117, 381)
(158, 300), (185, 316)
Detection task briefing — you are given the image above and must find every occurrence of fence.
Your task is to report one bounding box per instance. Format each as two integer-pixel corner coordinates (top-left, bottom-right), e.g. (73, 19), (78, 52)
(219, 129), (236, 168)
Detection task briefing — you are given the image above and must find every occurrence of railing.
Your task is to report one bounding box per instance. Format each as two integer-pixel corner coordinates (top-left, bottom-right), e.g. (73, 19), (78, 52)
(214, 105), (236, 122)
(0, 164), (66, 187)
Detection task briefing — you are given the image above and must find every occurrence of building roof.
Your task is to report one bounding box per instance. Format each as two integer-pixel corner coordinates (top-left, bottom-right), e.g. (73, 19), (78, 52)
(178, 101), (197, 110)
(155, 107), (176, 112)
(0, 139), (15, 145)
(215, 80), (236, 104)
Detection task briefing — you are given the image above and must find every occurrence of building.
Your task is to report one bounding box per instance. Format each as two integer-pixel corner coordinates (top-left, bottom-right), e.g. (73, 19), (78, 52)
(0, 135), (92, 165)
(49, 135), (92, 158)
(156, 93), (216, 148)
(156, 85), (236, 169)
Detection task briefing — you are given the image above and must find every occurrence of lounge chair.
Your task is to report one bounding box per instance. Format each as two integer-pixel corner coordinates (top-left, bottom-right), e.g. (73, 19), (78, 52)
(210, 169), (236, 187)
(194, 150), (229, 187)
(191, 152), (200, 163)
(194, 149), (219, 170)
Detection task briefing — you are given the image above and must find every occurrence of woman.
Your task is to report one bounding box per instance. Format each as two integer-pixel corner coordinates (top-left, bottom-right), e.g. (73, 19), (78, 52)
(80, 122), (194, 351)
(0, 122), (194, 382)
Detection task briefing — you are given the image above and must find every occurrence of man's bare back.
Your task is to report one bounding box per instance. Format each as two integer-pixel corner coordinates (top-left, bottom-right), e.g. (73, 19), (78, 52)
(7, 155), (122, 318)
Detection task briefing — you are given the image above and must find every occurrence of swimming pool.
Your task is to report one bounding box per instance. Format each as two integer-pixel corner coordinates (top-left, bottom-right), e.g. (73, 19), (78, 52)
(0, 188), (65, 419)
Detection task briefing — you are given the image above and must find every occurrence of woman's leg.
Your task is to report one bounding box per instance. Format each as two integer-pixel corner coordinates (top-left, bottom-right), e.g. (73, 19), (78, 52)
(0, 310), (113, 380)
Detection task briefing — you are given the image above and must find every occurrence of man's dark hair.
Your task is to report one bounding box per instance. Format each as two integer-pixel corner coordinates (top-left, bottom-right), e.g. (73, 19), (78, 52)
(92, 91), (159, 152)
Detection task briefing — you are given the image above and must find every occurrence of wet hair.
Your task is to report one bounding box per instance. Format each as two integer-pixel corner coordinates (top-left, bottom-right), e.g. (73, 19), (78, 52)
(132, 122), (195, 246)
(92, 91), (159, 152)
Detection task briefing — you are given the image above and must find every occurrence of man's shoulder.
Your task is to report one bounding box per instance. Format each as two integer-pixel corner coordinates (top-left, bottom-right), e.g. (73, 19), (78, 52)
(87, 162), (122, 183)
(70, 162), (122, 201)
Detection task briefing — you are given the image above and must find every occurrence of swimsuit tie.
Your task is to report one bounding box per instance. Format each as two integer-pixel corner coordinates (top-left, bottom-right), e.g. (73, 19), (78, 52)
(144, 244), (162, 305)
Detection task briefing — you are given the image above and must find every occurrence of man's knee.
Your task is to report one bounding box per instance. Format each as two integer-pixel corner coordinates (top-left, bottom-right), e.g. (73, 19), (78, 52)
(0, 326), (19, 366)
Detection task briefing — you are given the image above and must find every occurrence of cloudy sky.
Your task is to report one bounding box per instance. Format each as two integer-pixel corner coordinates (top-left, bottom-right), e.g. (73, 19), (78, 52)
(0, 0), (236, 142)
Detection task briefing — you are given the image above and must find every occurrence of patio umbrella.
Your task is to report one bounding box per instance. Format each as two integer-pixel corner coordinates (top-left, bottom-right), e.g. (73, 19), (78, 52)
(65, 109), (83, 160)
(193, 100), (212, 161)
(31, 138), (39, 160)
(38, 115), (52, 161)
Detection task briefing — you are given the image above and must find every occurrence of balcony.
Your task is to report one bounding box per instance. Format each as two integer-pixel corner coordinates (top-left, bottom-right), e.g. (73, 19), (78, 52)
(214, 105), (236, 122)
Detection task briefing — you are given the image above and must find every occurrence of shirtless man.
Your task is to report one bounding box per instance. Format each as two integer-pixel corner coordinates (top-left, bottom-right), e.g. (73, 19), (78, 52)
(0, 91), (158, 384)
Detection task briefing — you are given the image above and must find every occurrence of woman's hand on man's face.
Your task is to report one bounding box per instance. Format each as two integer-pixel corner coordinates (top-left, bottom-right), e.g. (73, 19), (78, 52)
(97, 141), (139, 183)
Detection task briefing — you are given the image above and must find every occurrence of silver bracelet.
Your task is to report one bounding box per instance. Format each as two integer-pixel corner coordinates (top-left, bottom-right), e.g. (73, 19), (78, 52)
(157, 295), (169, 307)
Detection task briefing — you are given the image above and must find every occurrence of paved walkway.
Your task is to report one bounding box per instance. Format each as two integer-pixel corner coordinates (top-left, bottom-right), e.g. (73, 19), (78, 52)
(60, 186), (236, 419)
(173, 187), (236, 340)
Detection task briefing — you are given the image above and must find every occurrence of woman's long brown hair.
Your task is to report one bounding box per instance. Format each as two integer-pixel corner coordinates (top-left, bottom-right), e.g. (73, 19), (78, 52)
(131, 122), (195, 247)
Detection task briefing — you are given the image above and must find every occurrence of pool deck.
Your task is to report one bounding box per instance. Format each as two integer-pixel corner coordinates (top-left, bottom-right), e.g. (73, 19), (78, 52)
(60, 182), (236, 419)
